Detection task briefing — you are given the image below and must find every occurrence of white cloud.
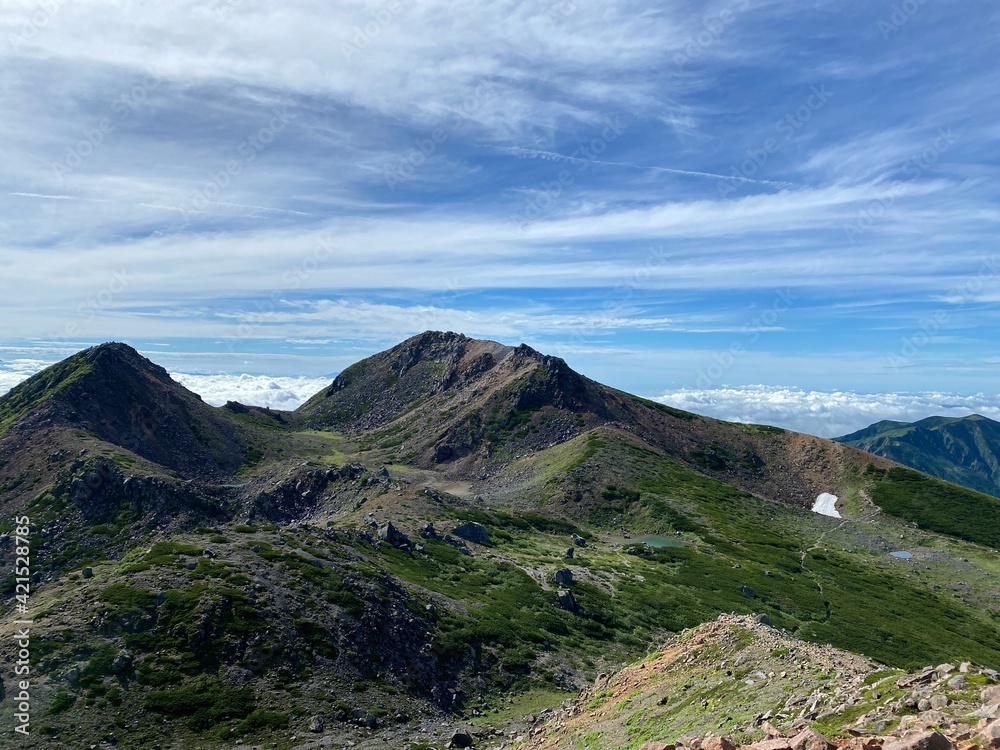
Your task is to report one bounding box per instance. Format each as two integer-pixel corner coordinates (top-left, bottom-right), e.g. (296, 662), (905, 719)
(171, 373), (330, 410)
(656, 385), (1000, 438)
(0, 359), (52, 395)
(0, 361), (328, 411)
(1, 0), (685, 136)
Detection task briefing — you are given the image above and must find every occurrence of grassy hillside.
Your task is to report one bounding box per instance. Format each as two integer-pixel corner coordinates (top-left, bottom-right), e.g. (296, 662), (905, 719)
(866, 465), (1000, 549)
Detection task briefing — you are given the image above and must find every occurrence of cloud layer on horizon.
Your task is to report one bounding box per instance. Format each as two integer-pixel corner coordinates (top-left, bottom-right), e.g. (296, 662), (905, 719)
(657, 385), (1000, 438)
(5, 358), (1000, 439)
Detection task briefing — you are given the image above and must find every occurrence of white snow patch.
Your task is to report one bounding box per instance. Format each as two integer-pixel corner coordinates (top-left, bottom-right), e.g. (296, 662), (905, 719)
(812, 493), (841, 518)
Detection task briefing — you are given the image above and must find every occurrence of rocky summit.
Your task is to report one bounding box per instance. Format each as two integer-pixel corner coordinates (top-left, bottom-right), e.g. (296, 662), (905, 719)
(1, 333), (999, 749)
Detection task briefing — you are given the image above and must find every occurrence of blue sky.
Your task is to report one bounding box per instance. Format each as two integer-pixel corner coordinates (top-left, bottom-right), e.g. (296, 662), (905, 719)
(2, 1), (998, 435)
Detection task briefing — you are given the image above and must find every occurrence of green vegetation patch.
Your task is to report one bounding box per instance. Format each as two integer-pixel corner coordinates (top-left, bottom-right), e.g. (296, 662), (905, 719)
(868, 466), (1000, 549)
(144, 677), (256, 731)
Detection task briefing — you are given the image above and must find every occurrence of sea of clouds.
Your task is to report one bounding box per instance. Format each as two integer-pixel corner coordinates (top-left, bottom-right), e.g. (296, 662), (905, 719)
(657, 385), (1000, 438)
(3, 360), (998, 437)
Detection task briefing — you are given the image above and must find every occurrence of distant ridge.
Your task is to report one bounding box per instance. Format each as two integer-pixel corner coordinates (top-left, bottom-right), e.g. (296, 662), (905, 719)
(836, 413), (1000, 498)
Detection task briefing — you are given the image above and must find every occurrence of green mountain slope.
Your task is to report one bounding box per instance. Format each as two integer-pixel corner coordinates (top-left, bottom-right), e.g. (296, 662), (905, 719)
(837, 414), (1000, 498)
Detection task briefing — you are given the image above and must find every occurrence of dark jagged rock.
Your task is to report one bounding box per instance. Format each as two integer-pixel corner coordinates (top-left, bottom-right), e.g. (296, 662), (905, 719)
(378, 521), (410, 548)
(554, 568), (573, 586)
(555, 588), (580, 613)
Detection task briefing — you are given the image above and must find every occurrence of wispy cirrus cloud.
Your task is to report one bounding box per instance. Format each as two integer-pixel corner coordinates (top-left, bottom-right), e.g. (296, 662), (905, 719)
(1, 0), (997, 403)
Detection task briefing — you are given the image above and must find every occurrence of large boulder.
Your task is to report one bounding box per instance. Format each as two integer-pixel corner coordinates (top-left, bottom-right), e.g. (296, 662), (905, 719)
(452, 521), (490, 545)
(555, 589), (580, 613)
(980, 719), (1000, 748)
(748, 740), (793, 750)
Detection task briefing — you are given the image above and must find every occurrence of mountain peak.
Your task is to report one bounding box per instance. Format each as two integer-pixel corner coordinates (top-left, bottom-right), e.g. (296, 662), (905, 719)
(299, 332), (567, 422)
(0, 341), (244, 477)
(79, 341), (174, 382)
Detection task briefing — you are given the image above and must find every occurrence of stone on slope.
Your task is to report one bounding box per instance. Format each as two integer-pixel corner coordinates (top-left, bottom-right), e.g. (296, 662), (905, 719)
(980, 719), (1000, 748)
(700, 738), (736, 750)
(554, 568), (574, 586)
(448, 729), (474, 748)
(748, 739), (794, 750)
(883, 731), (955, 750)
(984, 686), (1000, 707)
(790, 727), (836, 750)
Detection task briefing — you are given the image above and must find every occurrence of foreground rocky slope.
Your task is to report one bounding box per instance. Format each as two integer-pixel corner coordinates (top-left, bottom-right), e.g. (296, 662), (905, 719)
(519, 615), (1000, 750)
